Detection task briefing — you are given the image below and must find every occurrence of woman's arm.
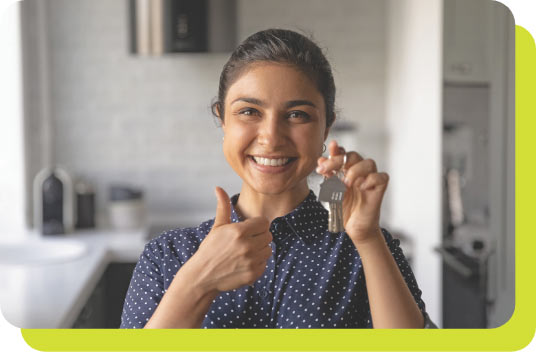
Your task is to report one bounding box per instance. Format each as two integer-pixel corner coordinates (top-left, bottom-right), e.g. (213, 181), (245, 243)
(143, 187), (272, 328)
(120, 239), (217, 329)
(144, 259), (219, 328)
(352, 229), (424, 329)
(317, 141), (428, 328)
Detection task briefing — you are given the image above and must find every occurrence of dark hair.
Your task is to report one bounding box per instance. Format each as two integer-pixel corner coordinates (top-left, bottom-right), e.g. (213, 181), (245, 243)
(211, 28), (336, 128)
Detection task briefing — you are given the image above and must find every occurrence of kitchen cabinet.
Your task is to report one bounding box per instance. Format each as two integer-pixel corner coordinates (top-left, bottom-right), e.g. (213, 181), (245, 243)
(71, 271), (107, 328)
(72, 263), (136, 328)
(443, 0), (493, 83)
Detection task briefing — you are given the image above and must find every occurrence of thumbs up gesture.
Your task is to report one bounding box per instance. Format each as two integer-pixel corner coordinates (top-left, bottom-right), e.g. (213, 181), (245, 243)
(188, 187), (273, 293)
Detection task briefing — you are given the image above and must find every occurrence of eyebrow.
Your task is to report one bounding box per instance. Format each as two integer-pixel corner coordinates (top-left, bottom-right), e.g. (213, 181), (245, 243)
(286, 100), (318, 109)
(231, 97), (318, 109)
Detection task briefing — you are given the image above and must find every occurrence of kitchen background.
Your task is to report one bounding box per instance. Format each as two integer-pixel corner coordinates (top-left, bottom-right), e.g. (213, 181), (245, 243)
(0, 0), (514, 329)
(22, 0), (391, 221)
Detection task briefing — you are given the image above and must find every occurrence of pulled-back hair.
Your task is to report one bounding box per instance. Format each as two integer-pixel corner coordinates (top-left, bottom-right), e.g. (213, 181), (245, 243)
(212, 28), (336, 128)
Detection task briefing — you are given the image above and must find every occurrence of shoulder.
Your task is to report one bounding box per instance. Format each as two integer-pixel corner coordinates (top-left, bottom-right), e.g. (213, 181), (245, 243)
(153, 218), (215, 243)
(141, 218), (216, 263)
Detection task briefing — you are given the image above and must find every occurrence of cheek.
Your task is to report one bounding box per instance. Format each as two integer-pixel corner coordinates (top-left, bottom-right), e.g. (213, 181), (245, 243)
(293, 127), (324, 157)
(223, 121), (254, 157)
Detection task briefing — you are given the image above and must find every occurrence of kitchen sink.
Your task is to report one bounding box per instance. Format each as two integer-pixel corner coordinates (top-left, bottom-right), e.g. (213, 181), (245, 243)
(0, 238), (87, 266)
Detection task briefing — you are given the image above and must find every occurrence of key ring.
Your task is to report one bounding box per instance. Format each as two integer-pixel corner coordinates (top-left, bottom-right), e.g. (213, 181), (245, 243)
(327, 153), (347, 179)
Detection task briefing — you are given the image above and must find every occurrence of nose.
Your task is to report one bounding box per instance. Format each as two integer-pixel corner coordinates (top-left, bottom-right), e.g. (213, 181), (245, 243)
(257, 112), (286, 148)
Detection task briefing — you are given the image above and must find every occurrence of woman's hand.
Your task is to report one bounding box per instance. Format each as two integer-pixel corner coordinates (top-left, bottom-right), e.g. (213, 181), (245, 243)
(316, 140), (389, 245)
(145, 188), (272, 329)
(183, 187), (273, 295)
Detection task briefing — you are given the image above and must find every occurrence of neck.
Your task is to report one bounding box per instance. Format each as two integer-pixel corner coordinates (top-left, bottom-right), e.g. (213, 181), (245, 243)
(235, 182), (310, 223)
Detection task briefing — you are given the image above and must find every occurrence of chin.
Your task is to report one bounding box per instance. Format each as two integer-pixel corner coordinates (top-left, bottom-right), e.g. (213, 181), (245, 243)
(251, 183), (290, 195)
(248, 177), (309, 196)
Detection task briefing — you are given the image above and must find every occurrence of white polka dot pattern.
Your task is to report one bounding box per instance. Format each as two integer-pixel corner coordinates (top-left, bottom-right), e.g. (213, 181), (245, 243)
(120, 191), (428, 328)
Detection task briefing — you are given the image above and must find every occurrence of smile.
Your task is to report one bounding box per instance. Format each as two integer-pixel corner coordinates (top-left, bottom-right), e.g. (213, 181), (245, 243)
(248, 155), (297, 174)
(251, 156), (292, 166)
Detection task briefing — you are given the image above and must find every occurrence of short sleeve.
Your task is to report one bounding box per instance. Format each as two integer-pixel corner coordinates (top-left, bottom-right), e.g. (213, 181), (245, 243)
(381, 228), (436, 328)
(120, 241), (166, 329)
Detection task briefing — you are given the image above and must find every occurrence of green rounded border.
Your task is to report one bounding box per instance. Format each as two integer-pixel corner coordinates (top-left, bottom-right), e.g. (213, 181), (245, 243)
(17, 25), (536, 352)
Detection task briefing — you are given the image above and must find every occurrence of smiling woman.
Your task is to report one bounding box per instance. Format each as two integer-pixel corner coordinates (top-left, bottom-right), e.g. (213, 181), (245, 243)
(220, 63), (328, 209)
(119, 28), (436, 329)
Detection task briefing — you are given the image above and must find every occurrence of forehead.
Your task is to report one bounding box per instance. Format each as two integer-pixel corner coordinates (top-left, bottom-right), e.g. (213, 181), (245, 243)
(225, 62), (324, 106)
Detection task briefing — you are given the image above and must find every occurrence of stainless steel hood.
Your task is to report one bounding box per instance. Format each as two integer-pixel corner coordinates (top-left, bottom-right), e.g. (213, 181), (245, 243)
(129, 0), (236, 55)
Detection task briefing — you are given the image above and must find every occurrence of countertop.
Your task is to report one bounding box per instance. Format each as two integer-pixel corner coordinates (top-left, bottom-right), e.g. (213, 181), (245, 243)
(0, 228), (149, 329)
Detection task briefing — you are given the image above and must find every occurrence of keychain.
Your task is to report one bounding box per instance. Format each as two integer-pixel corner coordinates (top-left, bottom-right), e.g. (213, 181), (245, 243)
(318, 154), (346, 233)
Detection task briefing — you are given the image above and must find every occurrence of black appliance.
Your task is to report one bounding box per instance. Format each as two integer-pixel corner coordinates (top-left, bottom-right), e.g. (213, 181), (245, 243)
(75, 180), (96, 229)
(33, 166), (75, 235)
(166, 0), (207, 52)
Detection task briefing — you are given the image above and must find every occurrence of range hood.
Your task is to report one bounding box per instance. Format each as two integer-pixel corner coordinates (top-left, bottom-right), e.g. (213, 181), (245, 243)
(129, 0), (236, 55)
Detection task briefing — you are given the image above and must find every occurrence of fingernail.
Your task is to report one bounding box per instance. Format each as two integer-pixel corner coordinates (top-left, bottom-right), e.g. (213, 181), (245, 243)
(316, 166), (325, 173)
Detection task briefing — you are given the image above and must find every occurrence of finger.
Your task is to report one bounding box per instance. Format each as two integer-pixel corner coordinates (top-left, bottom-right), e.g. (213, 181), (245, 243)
(341, 151), (364, 171)
(317, 142), (346, 165)
(316, 141), (351, 176)
(250, 231), (273, 250)
(328, 140), (342, 157)
(213, 187), (231, 227)
(360, 172), (389, 191)
(256, 245), (273, 263)
(317, 156), (329, 168)
(316, 154), (346, 175)
(342, 159), (378, 187)
(238, 216), (270, 236)
(317, 151), (363, 175)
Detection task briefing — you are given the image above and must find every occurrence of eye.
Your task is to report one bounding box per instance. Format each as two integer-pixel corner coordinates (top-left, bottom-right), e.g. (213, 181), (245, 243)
(288, 110), (310, 121)
(238, 107), (260, 116)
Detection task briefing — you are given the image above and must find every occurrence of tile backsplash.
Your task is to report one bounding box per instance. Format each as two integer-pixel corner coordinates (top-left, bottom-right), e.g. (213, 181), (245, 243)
(23, 0), (388, 227)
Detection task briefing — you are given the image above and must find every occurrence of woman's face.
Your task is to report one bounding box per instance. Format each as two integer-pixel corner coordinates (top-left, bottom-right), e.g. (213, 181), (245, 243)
(221, 62), (330, 196)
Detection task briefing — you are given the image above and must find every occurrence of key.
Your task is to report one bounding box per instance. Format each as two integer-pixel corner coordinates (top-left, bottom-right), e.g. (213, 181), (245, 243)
(318, 170), (346, 233)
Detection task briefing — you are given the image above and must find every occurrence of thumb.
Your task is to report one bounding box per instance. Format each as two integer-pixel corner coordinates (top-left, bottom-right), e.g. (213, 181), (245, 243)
(213, 186), (232, 227)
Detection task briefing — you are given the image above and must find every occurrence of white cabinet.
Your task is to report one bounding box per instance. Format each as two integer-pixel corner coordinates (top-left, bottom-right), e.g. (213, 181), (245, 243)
(443, 0), (493, 83)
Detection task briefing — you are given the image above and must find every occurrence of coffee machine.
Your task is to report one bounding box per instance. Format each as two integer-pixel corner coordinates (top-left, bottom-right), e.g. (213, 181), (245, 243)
(33, 166), (75, 235)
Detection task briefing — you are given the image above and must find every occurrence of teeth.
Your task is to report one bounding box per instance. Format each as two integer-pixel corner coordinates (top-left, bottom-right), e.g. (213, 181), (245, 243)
(253, 156), (290, 166)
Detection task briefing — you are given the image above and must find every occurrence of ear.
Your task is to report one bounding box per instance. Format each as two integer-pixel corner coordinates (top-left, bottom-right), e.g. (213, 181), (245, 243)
(213, 102), (225, 127)
(323, 114), (335, 140)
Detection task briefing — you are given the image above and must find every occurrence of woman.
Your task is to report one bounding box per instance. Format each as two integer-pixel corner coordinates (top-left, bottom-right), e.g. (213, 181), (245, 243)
(120, 29), (435, 329)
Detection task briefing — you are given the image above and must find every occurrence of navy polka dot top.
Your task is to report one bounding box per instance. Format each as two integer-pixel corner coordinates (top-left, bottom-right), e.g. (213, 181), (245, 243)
(120, 191), (430, 328)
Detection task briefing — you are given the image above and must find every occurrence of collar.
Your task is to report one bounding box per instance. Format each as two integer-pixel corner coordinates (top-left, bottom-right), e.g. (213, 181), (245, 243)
(229, 191), (328, 245)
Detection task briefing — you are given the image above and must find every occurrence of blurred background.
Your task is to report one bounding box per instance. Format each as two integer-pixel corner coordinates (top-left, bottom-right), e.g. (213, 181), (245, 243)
(0, 0), (514, 329)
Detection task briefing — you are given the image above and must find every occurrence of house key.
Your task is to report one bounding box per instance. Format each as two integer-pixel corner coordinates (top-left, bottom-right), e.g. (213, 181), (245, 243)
(318, 156), (347, 233)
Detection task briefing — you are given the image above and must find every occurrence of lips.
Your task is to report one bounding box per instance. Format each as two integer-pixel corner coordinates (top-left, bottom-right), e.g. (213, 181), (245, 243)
(248, 155), (297, 174)
(251, 156), (290, 166)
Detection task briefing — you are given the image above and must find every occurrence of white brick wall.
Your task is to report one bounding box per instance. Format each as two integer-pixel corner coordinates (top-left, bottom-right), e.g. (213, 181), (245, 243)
(26, 0), (388, 226)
